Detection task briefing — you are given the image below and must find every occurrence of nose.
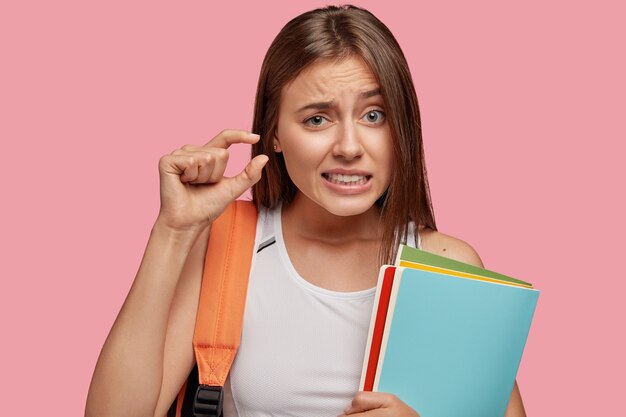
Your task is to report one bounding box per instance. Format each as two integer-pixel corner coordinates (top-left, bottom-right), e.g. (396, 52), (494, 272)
(332, 123), (364, 160)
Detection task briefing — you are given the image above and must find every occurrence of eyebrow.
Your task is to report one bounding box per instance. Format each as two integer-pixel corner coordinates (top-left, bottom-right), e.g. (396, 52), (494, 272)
(296, 88), (382, 113)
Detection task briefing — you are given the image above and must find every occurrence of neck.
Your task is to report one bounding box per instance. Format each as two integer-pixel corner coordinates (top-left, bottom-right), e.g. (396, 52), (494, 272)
(281, 192), (383, 243)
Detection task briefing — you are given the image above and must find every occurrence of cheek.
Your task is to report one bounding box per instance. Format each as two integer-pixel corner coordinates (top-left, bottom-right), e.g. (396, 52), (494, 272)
(373, 136), (394, 188)
(367, 131), (394, 168)
(277, 122), (303, 152)
(277, 131), (317, 181)
(280, 129), (330, 162)
(282, 147), (318, 185)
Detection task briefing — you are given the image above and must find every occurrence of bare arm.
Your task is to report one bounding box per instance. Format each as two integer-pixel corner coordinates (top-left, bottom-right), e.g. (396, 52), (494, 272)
(420, 229), (527, 417)
(85, 221), (207, 417)
(85, 130), (268, 417)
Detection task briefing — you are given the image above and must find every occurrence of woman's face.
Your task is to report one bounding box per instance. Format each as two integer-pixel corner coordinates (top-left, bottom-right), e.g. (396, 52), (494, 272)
(275, 56), (393, 217)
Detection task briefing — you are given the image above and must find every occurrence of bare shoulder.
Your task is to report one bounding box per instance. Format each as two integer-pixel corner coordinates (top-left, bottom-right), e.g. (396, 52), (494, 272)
(418, 227), (484, 268)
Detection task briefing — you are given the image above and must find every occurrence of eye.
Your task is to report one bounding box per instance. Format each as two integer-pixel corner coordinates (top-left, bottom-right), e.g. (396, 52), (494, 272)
(363, 110), (385, 124)
(304, 115), (329, 128)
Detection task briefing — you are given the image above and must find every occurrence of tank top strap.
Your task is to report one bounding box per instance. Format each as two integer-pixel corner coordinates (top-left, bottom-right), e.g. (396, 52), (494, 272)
(417, 228), (422, 250)
(405, 221), (422, 250)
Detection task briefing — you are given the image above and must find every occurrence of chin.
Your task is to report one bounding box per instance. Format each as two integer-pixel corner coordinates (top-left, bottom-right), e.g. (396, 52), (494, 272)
(317, 197), (381, 218)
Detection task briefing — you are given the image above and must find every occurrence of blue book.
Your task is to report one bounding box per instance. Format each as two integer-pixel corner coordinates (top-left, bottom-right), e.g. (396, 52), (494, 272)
(372, 266), (539, 417)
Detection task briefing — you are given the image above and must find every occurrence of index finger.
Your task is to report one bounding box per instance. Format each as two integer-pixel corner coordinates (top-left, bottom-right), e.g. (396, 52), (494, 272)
(205, 129), (261, 149)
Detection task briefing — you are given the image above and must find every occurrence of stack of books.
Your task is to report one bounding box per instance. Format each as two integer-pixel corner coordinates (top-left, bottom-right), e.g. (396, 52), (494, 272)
(360, 245), (539, 417)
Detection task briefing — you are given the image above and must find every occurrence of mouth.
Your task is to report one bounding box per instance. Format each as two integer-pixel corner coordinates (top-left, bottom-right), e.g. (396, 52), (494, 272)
(322, 172), (372, 186)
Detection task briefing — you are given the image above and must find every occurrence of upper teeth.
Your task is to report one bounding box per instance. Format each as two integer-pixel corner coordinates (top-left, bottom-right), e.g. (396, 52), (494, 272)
(326, 173), (367, 183)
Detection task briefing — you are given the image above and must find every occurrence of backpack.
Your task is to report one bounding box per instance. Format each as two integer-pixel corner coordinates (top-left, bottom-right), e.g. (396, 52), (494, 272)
(167, 200), (258, 417)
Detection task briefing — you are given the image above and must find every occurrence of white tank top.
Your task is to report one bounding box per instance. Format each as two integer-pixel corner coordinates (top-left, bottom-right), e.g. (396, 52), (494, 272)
(222, 205), (419, 417)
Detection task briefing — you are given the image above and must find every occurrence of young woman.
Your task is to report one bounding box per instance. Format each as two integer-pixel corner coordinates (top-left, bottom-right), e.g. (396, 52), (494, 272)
(86, 5), (526, 417)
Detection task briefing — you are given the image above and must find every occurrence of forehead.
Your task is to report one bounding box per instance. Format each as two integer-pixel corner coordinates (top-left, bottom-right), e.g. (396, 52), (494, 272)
(281, 57), (380, 102)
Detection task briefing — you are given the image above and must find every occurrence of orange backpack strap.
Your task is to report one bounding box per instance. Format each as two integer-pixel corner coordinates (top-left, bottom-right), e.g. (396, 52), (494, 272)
(191, 200), (257, 417)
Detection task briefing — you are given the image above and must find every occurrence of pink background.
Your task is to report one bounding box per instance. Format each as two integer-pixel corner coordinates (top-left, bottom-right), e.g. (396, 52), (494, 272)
(1, 0), (624, 415)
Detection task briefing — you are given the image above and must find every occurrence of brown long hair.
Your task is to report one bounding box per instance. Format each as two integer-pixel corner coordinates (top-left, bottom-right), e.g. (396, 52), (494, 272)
(251, 5), (436, 264)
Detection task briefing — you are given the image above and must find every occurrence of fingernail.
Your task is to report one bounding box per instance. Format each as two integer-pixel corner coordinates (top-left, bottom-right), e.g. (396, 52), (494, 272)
(249, 132), (260, 139)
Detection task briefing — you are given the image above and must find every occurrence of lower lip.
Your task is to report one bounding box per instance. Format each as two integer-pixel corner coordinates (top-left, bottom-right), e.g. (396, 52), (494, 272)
(322, 175), (373, 194)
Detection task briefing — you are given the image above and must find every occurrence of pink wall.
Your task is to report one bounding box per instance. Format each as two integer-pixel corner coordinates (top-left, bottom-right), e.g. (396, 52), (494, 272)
(2, 0), (624, 415)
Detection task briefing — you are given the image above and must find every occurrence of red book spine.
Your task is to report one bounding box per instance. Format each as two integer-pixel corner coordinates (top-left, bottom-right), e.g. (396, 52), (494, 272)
(363, 266), (396, 391)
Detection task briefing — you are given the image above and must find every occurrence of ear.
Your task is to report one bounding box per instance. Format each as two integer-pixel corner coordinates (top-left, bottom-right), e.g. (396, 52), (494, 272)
(273, 132), (282, 153)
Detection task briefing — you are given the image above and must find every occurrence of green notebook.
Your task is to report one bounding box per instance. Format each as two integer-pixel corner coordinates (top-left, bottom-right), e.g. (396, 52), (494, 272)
(396, 244), (533, 288)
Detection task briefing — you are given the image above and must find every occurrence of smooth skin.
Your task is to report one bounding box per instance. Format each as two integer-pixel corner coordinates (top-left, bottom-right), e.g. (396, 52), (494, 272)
(85, 57), (526, 417)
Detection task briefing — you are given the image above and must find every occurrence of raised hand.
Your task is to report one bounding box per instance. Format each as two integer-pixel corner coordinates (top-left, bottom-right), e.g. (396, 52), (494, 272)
(156, 129), (268, 232)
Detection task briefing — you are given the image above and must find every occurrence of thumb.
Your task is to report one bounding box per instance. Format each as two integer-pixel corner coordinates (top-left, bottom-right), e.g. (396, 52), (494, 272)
(225, 154), (269, 200)
(343, 392), (386, 415)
